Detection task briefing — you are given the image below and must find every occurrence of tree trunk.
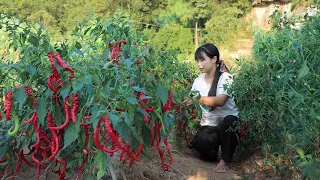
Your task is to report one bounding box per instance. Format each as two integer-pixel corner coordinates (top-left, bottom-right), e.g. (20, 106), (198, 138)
(194, 21), (199, 51)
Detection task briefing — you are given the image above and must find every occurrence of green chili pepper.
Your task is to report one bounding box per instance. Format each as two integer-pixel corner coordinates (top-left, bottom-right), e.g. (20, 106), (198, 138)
(8, 112), (20, 136)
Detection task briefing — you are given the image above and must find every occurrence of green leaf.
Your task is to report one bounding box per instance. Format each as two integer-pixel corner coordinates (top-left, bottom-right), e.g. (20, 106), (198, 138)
(103, 49), (109, 61)
(132, 86), (147, 94)
(36, 97), (46, 124)
(92, 74), (101, 86)
(126, 96), (137, 104)
(94, 151), (109, 180)
(75, 42), (82, 49)
(296, 147), (305, 159)
(28, 34), (39, 47)
(142, 125), (151, 147)
(97, 169), (105, 180)
(63, 120), (80, 149)
(131, 127), (143, 142)
(114, 122), (130, 142)
(72, 81), (84, 93)
(26, 64), (36, 76)
(121, 112), (132, 126)
(60, 84), (71, 100)
(89, 104), (99, 128)
(54, 103), (63, 126)
(85, 84), (93, 96)
(94, 151), (103, 168)
(44, 89), (53, 99)
(14, 87), (27, 110)
(108, 113), (119, 126)
(292, 40), (299, 52)
(75, 49), (84, 57)
(124, 59), (133, 69)
(156, 84), (168, 105)
(298, 61), (309, 79)
(43, 39), (51, 52)
(0, 145), (9, 159)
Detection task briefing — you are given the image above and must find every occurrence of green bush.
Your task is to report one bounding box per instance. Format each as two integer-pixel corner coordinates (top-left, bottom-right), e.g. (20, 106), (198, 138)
(231, 12), (320, 179)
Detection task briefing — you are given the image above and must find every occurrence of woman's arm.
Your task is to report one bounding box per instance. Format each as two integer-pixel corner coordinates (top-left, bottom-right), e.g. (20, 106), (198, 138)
(199, 94), (228, 107)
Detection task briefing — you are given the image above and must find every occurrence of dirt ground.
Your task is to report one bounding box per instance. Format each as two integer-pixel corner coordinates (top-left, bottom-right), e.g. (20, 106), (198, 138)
(10, 142), (285, 180)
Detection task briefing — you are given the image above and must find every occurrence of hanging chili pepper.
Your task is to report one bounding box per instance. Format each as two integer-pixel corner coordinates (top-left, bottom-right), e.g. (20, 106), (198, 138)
(54, 53), (75, 81)
(47, 52), (64, 87)
(21, 111), (36, 124)
(11, 150), (23, 180)
(0, 157), (8, 163)
(94, 118), (119, 153)
(163, 94), (173, 113)
(46, 113), (60, 162)
(129, 142), (144, 167)
(23, 86), (37, 108)
(71, 94), (79, 124)
(188, 109), (197, 118)
(145, 106), (154, 112)
(7, 112), (20, 136)
(138, 92), (148, 104)
(162, 138), (174, 170)
(80, 122), (94, 155)
(49, 96), (70, 130)
(4, 91), (12, 120)
(47, 74), (57, 93)
(82, 115), (91, 120)
(77, 153), (88, 180)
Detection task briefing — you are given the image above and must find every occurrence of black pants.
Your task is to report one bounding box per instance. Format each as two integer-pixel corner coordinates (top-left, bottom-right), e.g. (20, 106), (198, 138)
(190, 115), (238, 163)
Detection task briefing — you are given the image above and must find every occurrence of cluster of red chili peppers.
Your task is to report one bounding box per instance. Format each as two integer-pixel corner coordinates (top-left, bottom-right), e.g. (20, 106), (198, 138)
(109, 39), (126, 66)
(0, 40), (177, 179)
(5, 52), (78, 180)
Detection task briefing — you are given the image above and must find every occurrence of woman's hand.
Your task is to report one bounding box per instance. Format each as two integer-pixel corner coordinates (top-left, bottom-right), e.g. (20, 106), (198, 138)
(182, 97), (192, 106)
(182, 94), (200, 106)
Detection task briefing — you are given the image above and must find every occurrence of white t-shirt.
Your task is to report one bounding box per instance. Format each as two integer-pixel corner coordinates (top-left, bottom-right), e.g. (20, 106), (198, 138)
(191, 72), (239, 127)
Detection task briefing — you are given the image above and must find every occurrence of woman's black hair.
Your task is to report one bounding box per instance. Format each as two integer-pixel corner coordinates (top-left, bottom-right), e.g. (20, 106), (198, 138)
(195, 43), (222, 97)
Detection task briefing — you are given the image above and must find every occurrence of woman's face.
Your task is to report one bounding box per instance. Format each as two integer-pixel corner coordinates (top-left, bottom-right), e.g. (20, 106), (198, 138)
(196, 52), (217, 74)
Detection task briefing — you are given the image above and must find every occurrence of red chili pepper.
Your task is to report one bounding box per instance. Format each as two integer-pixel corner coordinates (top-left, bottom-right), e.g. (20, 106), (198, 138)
(54, 53), (75, 81)
(24, 86), (37, 108)
(240, 124), (248, 138)
(0, 156), (8, 163)
(36, 164), (41, 180)
(47, 52), (64, 87)
(150, 124), (155, 147)
(103, 116), (140, 163)
(4, 91), (12, 120)
(82, 115), (92, 120)
(32, 148), (46, 168)
(22, 111), (36, 124)
(22, 155), (34, 167)
(11, 150), (23, 180)
(77, 153), (88, 180)
(154, 123), (173, 171)
(188, 109), (197, 118)
(163, 94), (173, 113)
(47, 74), (58, 93)
(49, 96), (70, 130)
(129, 142), (144, 167)
(143, 114), (150, 123)
(55, 157), (67, 180)
(145, 106), (154, 112)
(46, 113), (60, 162)
(71, 94), (79, 124)
(93, 118), (119, 153)
(30, 116), (41, 150)
(138, 92), (148, 104)
(162, 138), (174, 171)
(80, 122), (94, 155)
